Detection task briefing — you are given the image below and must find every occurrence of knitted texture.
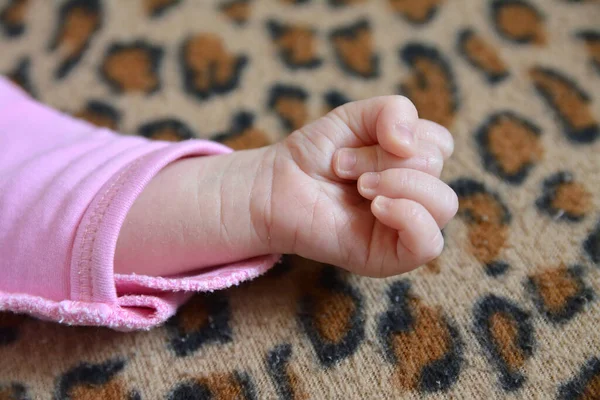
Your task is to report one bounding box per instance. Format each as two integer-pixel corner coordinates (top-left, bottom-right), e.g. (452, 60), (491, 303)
(1, 0), (599, 398)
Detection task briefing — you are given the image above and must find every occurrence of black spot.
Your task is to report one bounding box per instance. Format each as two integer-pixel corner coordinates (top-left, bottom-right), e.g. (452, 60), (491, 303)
(473, 295), (534, 392)
(450, 178), (512, 224)
(531, 66), (598, 144)
(298, 267), (365, 367)
(49, 0), (102, 79)
(54, 358), (125, 400)
(558, 357), (600, 400)
(266, 343), (297, 400)
(490, 0), (544, 45)
(212, 111), (253, 140)
(0, 382), (30, 400)
(267, 84), (309, 131)
(399, 43), (459, 115)
(378, 281), (414, 360)
(234, 371), (258, 400)
(0, 0), (27, 37)
(576, 30), (600, 75)
(166, 293), (232, 357)
(389, 0), (441, 24)
(0, 329), (17, 347)
(0, 313), (21, 347)
(475, 111), (542, 185)
(138, 118), (196, 141)
(535, 171), (589, 222)
(168, 381), (212, 400)
(324, 90), (352, 111)
(584, 221), (600, 266)
(267, 20), (323, 70)
(148, 0), (181, 17)
(167, 373), (255, 400)
(100, 40), (163, 94)
(486, 261), (510, 277)
(6, 57), (35, 97)
(180, 35), (248, 101)
(330, 19), (380, 79)
(377, 280), (463, 393)
(526, 265), (594, 324)
(76, 100), (121, 129)
(328, 0), (362, 7)
(457, 28), (509, 84)
(219, 0), (250, 26)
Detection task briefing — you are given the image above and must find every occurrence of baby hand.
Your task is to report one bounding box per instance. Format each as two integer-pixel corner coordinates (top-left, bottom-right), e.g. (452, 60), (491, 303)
(263, 96), (458, 277)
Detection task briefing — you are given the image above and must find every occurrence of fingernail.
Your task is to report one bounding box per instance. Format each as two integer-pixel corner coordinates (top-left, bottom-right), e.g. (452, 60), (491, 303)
(373, 196), (392, 212)
(361, 172), (380, 191)
(394, 123), (414, 147)
(337, 149), (357, 172)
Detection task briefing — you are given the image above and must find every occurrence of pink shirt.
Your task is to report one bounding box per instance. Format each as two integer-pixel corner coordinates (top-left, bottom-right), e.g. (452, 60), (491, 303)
(0, 76), (278, 331)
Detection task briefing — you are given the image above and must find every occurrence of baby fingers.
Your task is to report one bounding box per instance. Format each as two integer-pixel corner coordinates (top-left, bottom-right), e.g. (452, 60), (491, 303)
(358, 168), (458, 228)
(333, 141), (444, 180)
(371, 197), (444, 268)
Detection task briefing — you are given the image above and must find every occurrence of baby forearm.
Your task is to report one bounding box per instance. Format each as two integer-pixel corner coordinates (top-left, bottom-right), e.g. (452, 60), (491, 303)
(114, 146), (275, 277)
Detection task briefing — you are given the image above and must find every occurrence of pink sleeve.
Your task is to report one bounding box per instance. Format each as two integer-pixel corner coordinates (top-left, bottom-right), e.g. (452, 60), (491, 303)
(0, 76), (278, 331)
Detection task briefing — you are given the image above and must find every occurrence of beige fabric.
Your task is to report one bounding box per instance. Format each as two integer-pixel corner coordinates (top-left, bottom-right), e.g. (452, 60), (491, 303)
(1, 0), (599, 398)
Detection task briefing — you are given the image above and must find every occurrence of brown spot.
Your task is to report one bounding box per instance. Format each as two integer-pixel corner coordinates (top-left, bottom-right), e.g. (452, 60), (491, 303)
(149, 128), (184, 142)
(401, 56), (454, 128)
(69, 379), (127, 400)
(220, 0), (250, 25)
(277, 25), (320, 66)
(530, 265), (579, 313)
(551, 182), (592, 218)
(275, 97), (308, 131)
(391, 298), (451, 390)
(583, 40), (600, 68)
(487, 116), (543, 175)
(461, 31), (507, 80)
(56, 6), (100, 58)
(284, 365), (308, 400)
(490, 312), (526, 371)
(459, 193), (509, 264)
(459, 192), (506, 225)
(184, 34), (246, 94)
(530, 68), (597, 133)
(74, 102), (119, 130)
(495, 2), (545, 45)
(0, 388), (10, 400)
(75, 110), (116, 130)
(388, 0), (443, 23)
(311, 289), (356, 343)
(222, 128), (270, 150)
(581, 374), (600, 400)
(331, 22), (377, 77)
(468, 223), (508, 265)
(424, 258), (441, 274)
(196, 374), (245, 399)
(178, 296), (210, 334)
(102, 45), (160, 93)
(0, 0), (28, 25)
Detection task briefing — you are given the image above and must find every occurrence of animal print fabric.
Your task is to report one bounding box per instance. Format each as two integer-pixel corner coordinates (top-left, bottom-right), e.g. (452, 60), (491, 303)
(1, 0), (600, 398)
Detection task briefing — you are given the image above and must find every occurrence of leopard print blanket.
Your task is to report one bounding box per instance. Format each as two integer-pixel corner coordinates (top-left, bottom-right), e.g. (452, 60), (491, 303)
(1, 0), (599, 398)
